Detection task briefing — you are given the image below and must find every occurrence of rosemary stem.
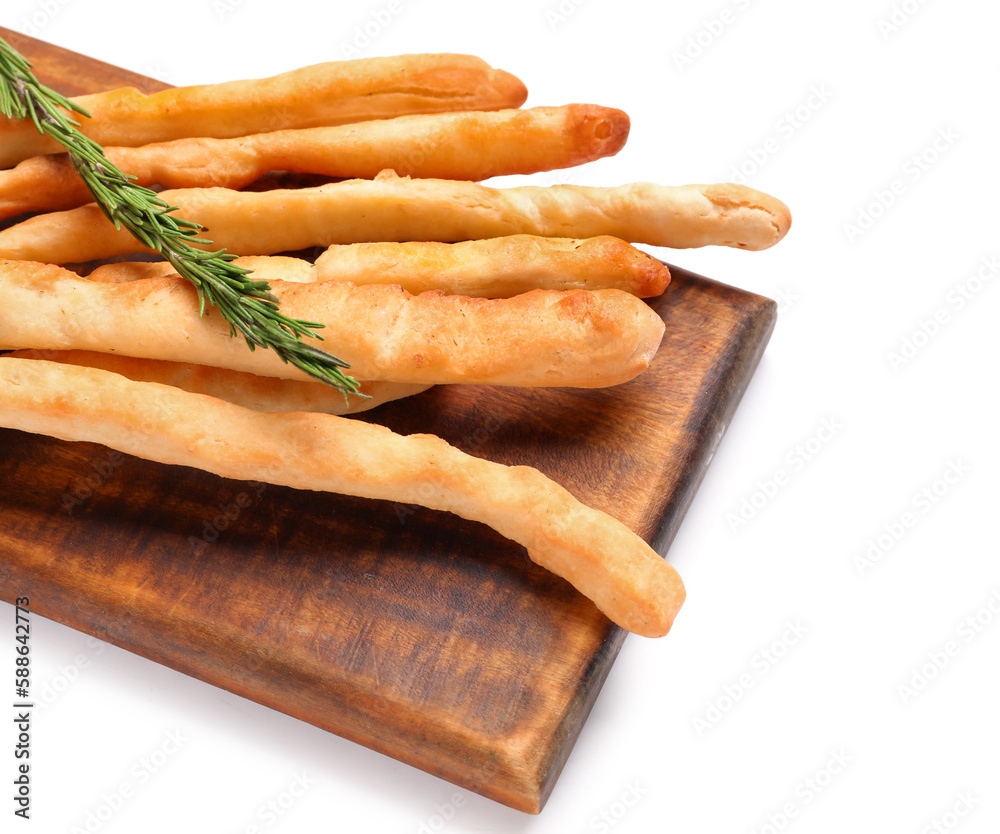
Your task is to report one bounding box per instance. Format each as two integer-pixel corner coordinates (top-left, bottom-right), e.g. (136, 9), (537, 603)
(0, 36), (361, 400)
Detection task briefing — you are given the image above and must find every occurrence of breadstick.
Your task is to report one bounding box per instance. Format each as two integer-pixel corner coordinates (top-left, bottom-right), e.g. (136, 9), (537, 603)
(0, 54), (528, 168)
(0, 173), (792, 263)
(6, 349), (430, 414)
(311, 235), (670, 297)
(0, 260), (664, 387)
(0, 357), (684, 637)
(84, 260), (178, 283)
(85, 256), (312, 284)
(89, 237), (669, 298)
(0, 105), (628, 220)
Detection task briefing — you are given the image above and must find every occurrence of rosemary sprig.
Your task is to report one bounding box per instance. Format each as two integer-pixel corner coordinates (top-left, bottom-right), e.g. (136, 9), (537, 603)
(0, 36), (361, 399)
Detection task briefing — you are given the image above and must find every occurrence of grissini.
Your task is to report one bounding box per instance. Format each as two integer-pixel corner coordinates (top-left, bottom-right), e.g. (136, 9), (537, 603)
(311, 235), (670, 298)
(0, 105), (628, 220)
(0, 260), (664, 387)
(0, 357), (684, 637)
(0, 172), (792, 263)
(6, 349), (430, 415)
(87, 236), (670, 298)
(85, 256), (312, 284)
(0, 54), (528, 169)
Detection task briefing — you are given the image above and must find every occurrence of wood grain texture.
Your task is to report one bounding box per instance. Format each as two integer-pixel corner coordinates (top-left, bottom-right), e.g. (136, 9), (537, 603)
(0, 28), (777, 813)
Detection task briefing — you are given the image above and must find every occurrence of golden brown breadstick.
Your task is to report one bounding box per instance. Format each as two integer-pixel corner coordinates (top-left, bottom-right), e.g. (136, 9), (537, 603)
(0, 54), (527, 169)
(6, 349), (430, 414)
(90, 237), (669, 298)
(0, 260), (664, 387)
(0, 105), (628, 220)
(0, 173), (792, 263)
(0, 357), (684, 637)
(84, 260), (177, 283)
(311, 236), (670, 298)
(85, 255), (313, 284)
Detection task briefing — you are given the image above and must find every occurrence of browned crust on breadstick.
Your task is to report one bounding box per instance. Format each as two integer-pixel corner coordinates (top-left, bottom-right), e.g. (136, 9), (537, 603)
(85, 255), (313, 284)
(0, 174), (790, 263)
(93, 237), (669, 298)
(0, 357), (684, 637)
(6, 349), (429, 414)
(0, 55), (528, 169)
(84, 260), (179, 283)
(0, 105), (627, 220)
(0, 260), (664, 387)
(312, 235), (670, 298)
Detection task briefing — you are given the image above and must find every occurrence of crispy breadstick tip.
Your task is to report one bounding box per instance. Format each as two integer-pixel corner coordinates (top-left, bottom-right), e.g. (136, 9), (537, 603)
(563, 103), (630, 162)
(700, 183), (793, 249)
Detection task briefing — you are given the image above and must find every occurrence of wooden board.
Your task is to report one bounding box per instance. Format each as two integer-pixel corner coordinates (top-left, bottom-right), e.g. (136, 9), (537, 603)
(0, 28), (777, 813)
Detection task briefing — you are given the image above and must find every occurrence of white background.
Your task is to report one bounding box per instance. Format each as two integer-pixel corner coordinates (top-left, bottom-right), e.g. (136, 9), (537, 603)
(1, 0), (998, 831)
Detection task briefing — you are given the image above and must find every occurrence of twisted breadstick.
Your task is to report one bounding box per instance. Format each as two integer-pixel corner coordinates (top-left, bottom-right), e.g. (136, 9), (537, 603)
(6, 349), (429, 415)
(0, 260), (664, 387)
(0, 173), (791, 263)
(0, 54), (527, 168)
(0, 105), (627, 220)
(0, 356), (685, 637)
(310, 235), (670, 298)
(86, 236), (670, 299)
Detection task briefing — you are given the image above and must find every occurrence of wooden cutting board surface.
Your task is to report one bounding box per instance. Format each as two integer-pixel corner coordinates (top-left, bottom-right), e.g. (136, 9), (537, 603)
(0, 28), (777, 813)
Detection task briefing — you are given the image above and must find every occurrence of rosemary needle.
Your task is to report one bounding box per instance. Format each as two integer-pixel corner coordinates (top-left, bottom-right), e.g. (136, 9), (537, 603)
(0, 36), (361, 399)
